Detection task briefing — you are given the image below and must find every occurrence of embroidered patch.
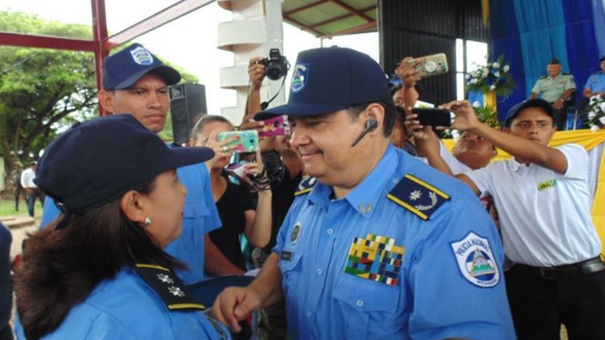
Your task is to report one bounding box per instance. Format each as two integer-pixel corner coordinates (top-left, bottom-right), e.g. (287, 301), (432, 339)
(295, 176), (317, 196)
(134, 264), (205, 310)
(291, 222), (302, 244)
(387, 174), (450, 220)
(344, 234), (404, 286)
(450, 232), (499, 288)
(291, 63), (309, 93)
(537, 179), (557, 191)
(130, 46), (154, 66)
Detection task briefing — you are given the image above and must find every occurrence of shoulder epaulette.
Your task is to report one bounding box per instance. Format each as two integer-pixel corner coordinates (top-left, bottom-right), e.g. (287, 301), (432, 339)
(134, 264), (205, 311)
(538, 75), (548, 79)
(294, 176), (317, 196)
(387, 174), (450, 220)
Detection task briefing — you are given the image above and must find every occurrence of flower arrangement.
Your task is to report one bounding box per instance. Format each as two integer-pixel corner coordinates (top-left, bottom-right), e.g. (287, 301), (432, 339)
(465, 54), (517, 98)
(587, 95), (605, 131)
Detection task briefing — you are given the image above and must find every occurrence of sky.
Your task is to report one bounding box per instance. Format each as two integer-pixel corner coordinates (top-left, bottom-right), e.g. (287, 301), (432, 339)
(1, 0), (381, 116)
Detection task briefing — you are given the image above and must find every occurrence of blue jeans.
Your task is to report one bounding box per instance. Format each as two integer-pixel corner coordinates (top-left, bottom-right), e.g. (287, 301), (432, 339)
(26, 189), (45, 217)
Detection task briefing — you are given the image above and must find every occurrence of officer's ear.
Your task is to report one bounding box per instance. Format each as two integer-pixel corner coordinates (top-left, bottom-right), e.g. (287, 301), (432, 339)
(120, 190), (147, 226)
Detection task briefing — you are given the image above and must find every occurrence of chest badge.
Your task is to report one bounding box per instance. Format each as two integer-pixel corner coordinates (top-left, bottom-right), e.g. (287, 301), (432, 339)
(344, 233), (404, 286)
(291, 222), (302, 244)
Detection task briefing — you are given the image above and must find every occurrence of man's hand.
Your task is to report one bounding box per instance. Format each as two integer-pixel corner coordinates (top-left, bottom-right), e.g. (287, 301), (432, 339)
(552, 99), (564, 110)
(404, 107), (435, 142)
(248, 57), (266, 91)
(395, 57), (422, 88)
(440, 100), (481, 132)
(211, 286), (263, 333)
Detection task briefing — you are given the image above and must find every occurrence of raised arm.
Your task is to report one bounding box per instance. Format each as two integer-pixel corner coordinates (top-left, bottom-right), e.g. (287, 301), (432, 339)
(442, 100), (568, 174)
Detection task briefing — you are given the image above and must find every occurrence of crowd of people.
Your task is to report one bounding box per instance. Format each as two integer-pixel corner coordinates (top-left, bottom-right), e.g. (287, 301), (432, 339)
(2, 41), (604, 340)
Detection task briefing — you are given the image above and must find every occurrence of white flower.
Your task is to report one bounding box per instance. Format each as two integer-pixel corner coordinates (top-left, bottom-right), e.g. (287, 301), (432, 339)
(589, 112), (597, 119)
(600, 102), (605, 111)
(466, 74), (471, 80)
(490, 85), (497, 90)
(482, 67), (490, 77)
(471, 78), (478, 84)
(492, 62), (500, 68)
(452, 130), (461, 142)
(494, 72), (501, 77)
(600, 116), (605, 125)
(472, 101), (481, 108)
(503, 65), (510, 72)
(590, 125), (600, 132)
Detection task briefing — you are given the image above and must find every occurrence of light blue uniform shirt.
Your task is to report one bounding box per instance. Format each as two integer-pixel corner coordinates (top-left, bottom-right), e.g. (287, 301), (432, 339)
(274, 145), (515, 339)
(40, 161), (221, 285)
(15, 267), (229, 339)
(583, 71), (605, 93)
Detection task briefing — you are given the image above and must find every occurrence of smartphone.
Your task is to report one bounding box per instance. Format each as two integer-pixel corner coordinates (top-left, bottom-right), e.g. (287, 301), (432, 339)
(217, 130), (259, 153)
(412, 108), (453, 127)
(258, 115), (290, 137)
(409, 53), (449, 78)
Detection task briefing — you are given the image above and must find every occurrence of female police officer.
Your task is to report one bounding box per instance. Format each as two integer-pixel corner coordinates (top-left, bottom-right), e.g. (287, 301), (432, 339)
(14, 115), (230, 339)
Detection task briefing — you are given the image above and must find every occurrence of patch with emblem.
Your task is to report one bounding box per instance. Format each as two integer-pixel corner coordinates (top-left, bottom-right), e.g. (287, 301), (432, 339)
(291, 63), (309, 93)
(134, 264), (205, 310)
(295, 176), (317, 196)
(537, 178), (557, 191)
(387, 174), (450, 220)
(129, 46), (154, 65)
(344, 234), (404, 286)
(291, 222), (302, 244)
(450, 232), (499, 287)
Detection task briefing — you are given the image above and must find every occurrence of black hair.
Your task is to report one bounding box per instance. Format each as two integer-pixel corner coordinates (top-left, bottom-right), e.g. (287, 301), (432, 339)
(15, 178), (184, 339)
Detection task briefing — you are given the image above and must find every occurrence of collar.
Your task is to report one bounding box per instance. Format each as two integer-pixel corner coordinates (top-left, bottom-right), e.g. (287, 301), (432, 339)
(308, 144), (399, 219)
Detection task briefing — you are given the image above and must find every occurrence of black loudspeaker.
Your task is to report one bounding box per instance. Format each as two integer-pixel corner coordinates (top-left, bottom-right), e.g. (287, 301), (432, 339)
(169, 83), (207, 146)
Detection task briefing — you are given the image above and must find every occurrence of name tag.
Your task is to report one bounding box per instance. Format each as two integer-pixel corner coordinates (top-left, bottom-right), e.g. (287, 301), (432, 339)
(281, 251), (293, 261)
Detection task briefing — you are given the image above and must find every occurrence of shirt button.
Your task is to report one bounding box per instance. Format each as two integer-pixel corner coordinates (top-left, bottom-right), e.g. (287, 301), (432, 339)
(327, 229), (334, 235)
(317, 268), (323, 275)
(306, 311), (312, 318)
(356, 300), (364, 307)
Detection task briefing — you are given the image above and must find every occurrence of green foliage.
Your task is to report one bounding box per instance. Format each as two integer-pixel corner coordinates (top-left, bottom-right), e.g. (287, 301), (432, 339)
(474, 104), (500, 129)
(0, 12), (201, 178)
(586, 95), (605, 131)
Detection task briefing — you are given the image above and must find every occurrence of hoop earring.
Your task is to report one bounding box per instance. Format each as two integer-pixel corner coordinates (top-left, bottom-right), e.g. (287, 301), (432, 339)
(144, 217), (152, 226)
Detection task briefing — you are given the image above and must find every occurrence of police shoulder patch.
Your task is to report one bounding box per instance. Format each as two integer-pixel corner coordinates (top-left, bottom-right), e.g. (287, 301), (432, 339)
(134, 264), (205, 311)
(387, 174), (450, 220)
(295, 176), (317, 196)
(450, 232), (500, 287)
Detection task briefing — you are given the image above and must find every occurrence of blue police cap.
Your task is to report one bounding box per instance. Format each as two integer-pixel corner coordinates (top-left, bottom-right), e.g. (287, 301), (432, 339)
(255, 46), (390, 120)
(504, 98), (555, 127)
(102, 43), (181, 90)
(35, 115), (214, 213)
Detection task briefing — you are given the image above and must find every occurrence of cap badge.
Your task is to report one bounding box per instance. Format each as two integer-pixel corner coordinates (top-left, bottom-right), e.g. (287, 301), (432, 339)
(291, 222), (302, 244)
(291, 63), (309, 93)
(130, 46), (154, 66)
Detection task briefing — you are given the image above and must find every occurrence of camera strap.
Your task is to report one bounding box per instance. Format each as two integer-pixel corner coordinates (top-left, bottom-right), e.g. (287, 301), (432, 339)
(261, 75), (288, 110)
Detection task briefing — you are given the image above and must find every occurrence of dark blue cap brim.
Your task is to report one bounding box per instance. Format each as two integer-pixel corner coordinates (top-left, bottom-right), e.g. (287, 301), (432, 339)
(111, 65), (181, 90)
(505, 98), (554, 127)
(255, 102), (350, 120)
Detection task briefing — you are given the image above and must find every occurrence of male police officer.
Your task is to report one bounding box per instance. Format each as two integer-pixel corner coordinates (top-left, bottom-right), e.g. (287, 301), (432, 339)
(40, 44), (227, 284)
(530, 58), (576, 130)
(212, 46), (515, 339)
(583, 56), (605, 99)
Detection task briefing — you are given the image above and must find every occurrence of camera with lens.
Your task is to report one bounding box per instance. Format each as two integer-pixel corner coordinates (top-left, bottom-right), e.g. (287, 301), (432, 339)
(256, 48), (290, 81)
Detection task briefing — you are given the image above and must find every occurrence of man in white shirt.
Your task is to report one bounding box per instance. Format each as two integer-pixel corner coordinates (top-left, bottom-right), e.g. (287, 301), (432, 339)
(21, 161), (45, 217)
(413, 98), (605, 340)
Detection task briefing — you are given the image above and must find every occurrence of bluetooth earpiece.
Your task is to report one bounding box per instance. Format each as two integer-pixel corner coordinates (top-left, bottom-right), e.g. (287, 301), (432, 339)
(351, 119), (378, 147)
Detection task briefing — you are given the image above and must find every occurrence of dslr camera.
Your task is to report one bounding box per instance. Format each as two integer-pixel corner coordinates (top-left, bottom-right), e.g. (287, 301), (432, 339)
(256, 48), (290, 81)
